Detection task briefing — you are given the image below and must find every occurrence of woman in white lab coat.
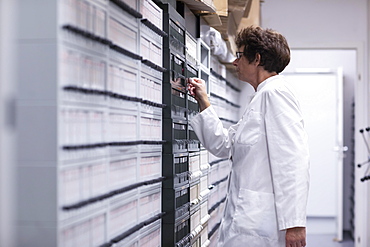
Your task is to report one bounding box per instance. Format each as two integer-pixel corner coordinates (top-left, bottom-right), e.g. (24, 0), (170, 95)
(188, 26), (310, 247)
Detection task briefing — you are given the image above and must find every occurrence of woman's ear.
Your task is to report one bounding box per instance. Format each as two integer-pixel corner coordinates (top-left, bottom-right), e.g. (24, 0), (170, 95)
(254, 53), (261, 66)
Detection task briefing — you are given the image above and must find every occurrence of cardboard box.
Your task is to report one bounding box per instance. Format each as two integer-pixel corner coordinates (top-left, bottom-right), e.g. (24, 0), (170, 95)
(213, 0), (228, 17)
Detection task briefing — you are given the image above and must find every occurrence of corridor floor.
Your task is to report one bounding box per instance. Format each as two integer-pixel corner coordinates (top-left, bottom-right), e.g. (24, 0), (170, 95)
(307, 234), (354, 247)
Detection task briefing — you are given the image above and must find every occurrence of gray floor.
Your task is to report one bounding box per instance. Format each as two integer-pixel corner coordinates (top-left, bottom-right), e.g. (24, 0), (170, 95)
(307, 234), (354, 247)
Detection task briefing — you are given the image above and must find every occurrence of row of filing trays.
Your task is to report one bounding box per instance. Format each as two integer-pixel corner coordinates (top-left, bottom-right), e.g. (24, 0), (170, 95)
(16, 0), (166, 246)
(160, 3), (214, 247)
(60, 0), (166, 246)
(61, 0), (165, 246)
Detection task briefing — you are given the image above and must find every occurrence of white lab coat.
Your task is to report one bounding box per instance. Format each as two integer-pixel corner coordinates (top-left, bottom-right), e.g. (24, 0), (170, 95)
(190, 75), (310, 247)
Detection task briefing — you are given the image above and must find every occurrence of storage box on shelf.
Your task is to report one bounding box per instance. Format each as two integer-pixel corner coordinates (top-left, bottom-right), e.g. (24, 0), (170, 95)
(109, 230), (139, 247)
(199, 146), (209, 171)
(206, 161), (229, 245)
(108, 3), (138, 53)
(208, 160), (229, 190)
(186, 66), (200, 124)
(110, 215), (162, 247)
(163, 59), (187, 121)
(190, 182), (200, 211)
(60, 105), (108, 162)
(60, 208), (107, 247)
(60, 48), (107, 106)
(200, 200), (210, 226)
(140, 0), (163, 30)
(208, 222), (221, 247)
(189, 151), (201, 185)
(162, 153), (189, 189)
(107, 59), (139, 100)
(61, 0), (108, 53)
(163, 56), (187, 121)
(210, 56), (226, 78)
(140, 23), (163, 68)
(60, 161), (108, 209)
(163, 118), (188, 154)
(140, 62), (163, 104)
(139, 183), (162, 222)
(163, 214), (190, 247)
(190, 209), (202, 244)
(210, 71), (226, 97)
(107, 189), (139, 241)
(139, 152), (162, 182)
(138, 219), (162, 246)
(163, 182), (190, 222)
(140, 113), (162, 141)
(208, 196), (226, 232)
(199, 173), (210, 202)
(108, 109), (138, 143)
(186, 32), (198, 68)
(201, 228), (210, 247)
(108, 153), (138, 191)
(161, 152), (190, 242)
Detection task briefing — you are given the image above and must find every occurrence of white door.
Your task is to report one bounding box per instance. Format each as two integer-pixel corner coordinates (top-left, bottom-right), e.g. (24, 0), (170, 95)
(283, 68), (344, 241)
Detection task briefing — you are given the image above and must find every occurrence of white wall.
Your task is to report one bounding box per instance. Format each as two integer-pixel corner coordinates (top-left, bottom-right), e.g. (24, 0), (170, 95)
(260, 0), (367, 48)
(260, 0), (369, 246)
(0, 0), (17, 246)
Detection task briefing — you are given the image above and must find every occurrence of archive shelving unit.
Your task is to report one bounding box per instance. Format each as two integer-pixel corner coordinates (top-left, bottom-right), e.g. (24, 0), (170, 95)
(16, 0), (242, 246)
(17, 0), (166, 246)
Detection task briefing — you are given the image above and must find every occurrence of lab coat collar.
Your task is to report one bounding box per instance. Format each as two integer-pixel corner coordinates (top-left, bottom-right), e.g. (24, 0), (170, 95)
(256, 74), (281, 92)
(241, 75), (282, 117)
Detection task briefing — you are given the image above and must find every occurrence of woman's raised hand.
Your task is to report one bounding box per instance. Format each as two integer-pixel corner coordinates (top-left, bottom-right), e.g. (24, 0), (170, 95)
(187, 78), (211, 111)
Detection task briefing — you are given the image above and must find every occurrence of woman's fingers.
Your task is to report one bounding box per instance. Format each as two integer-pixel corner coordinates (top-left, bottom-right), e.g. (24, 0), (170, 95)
(187, 78), (198, 97)
(187, 77), (204, 87)
(187, 79), (196, 96)
(188, 85), (195, 96)
(186, 77), (211, 111)
(187, 77), (208, 102)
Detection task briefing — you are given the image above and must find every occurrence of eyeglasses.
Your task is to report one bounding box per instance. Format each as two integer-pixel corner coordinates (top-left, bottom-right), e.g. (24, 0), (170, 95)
(236, 52), (244, 59)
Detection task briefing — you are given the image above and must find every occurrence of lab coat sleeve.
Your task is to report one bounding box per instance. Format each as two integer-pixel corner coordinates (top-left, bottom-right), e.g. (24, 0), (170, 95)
(190, 105), (238, 158)
(264, 88), (310, 231)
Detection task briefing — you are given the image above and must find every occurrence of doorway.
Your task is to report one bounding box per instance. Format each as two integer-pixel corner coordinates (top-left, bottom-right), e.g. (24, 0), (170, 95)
(284, 69), (344, 239)
(282, 49), (356, 239)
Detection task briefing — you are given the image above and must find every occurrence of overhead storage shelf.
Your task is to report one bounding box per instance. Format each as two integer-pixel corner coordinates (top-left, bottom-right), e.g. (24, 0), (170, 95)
(178, 0), (216, 12)
(201, 12), (222, 27)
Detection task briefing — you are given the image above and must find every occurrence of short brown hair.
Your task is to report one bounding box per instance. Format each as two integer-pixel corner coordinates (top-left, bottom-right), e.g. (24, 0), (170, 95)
(235, 26), (290, 73)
